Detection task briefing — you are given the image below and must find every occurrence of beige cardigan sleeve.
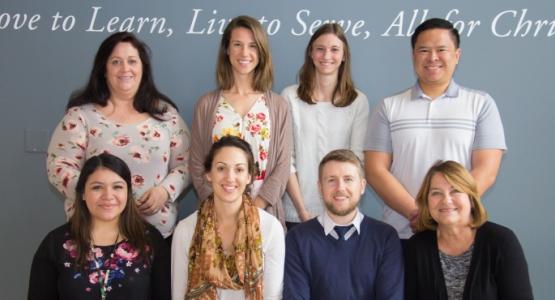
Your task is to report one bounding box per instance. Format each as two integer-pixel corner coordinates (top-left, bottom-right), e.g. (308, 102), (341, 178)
(189, 91), (219, 201)
(256, 92), (292, 225)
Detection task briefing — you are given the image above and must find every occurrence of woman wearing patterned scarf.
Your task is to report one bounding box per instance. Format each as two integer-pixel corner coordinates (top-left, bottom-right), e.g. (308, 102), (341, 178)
(172, 136), (285, 299)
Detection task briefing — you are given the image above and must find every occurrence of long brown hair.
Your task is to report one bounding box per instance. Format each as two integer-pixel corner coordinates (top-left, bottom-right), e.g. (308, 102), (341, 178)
(70, 153), (149, 267)
(216, 15), (273, 92)
(297, 23), (358, 107)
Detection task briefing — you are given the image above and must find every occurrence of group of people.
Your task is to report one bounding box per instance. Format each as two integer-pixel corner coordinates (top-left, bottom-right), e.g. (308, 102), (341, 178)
(27, 14), (533, 300)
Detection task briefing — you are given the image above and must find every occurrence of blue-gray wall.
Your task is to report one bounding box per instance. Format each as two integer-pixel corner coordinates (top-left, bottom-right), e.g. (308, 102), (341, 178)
(1, 0), (554, 298)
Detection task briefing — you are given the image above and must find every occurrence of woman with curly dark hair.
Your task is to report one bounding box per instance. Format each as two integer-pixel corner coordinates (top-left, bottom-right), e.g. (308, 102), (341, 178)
(46, 32), (190, 240)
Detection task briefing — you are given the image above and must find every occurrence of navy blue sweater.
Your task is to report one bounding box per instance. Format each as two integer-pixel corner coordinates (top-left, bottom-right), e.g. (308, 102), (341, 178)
(284, 216), (404, 300)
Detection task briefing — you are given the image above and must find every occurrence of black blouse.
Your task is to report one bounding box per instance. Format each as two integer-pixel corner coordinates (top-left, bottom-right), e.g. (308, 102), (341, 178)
(28, 223), (170, 300)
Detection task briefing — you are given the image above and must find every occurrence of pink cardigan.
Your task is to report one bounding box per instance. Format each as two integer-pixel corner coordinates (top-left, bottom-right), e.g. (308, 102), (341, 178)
(189, 90), (292, 227)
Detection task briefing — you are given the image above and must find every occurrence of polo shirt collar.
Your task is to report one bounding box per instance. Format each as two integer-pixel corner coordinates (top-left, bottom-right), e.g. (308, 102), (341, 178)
(318, 209), (364, 240)
(411, 80), (460, 100)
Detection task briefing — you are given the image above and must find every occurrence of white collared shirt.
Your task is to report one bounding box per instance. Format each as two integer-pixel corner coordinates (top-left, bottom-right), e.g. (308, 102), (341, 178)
(317, 209), (364, 241)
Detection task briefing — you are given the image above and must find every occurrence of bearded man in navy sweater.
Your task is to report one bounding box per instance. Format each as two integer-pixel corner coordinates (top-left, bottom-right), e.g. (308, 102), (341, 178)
(284, 149), (404, 300)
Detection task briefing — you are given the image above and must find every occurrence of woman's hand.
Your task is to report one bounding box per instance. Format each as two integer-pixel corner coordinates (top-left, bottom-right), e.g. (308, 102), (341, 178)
(299, 210), (312, 222)
(137, 186), (169, 215)
(409, 209), (420, 232)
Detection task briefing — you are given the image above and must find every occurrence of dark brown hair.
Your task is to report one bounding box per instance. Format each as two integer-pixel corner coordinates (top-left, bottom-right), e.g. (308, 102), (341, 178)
(297, 23), (358, 107)
(216, 15), (273, 92)
(411, 18), (460, 49)
(70, 153), (149, 268)
(67, 32), (177, 119)
(204, 136), (258, 194)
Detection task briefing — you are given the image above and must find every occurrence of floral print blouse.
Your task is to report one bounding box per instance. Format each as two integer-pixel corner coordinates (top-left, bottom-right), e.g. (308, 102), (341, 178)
(28, 223), (170, 300)
(212, 96), (271, 197)
(46, 103), (190, 237)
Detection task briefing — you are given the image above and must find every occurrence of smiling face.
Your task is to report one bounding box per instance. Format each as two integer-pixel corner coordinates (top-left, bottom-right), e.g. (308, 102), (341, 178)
(105, 42), (143, 99)
(206, 146), (252, 204)
(82, 167), (128, 225)
(428, 173), (472, 228)
(310, 33), (344, 77)
(412, 28), (460, 92)
(227, 27), (259, 78)
(319, 160), (365, 222)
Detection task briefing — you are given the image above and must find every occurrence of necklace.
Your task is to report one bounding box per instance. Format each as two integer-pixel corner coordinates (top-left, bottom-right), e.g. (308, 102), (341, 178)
(91, 232), (120, 300)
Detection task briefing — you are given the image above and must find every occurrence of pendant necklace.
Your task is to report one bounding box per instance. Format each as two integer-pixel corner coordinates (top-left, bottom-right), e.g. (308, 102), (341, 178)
(91, 232), (120, 300)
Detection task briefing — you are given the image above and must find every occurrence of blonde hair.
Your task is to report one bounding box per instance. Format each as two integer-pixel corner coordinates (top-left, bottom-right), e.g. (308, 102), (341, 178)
(415, 160), (487, 232)
(297, 23), (358, 107)
(216, 15), (273, 92)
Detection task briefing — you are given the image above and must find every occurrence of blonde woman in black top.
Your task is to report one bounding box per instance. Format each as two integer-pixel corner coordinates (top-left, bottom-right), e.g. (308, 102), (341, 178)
(404, 160), (532, 300)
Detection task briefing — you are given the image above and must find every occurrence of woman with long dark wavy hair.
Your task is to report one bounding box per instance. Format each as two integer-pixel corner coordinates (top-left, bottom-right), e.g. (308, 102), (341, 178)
(29, 153), (170, 300)
(46, 32), (190, 240)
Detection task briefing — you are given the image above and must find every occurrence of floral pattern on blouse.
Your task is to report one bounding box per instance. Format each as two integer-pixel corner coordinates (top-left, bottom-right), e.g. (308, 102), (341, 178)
(62, 236), (152, 296)
(212, 96), (271, 182)
(47, 103), (191, 237)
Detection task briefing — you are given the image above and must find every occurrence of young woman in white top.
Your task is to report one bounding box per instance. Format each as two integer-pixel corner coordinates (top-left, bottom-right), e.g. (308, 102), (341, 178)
(282, 24), (369, 229)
